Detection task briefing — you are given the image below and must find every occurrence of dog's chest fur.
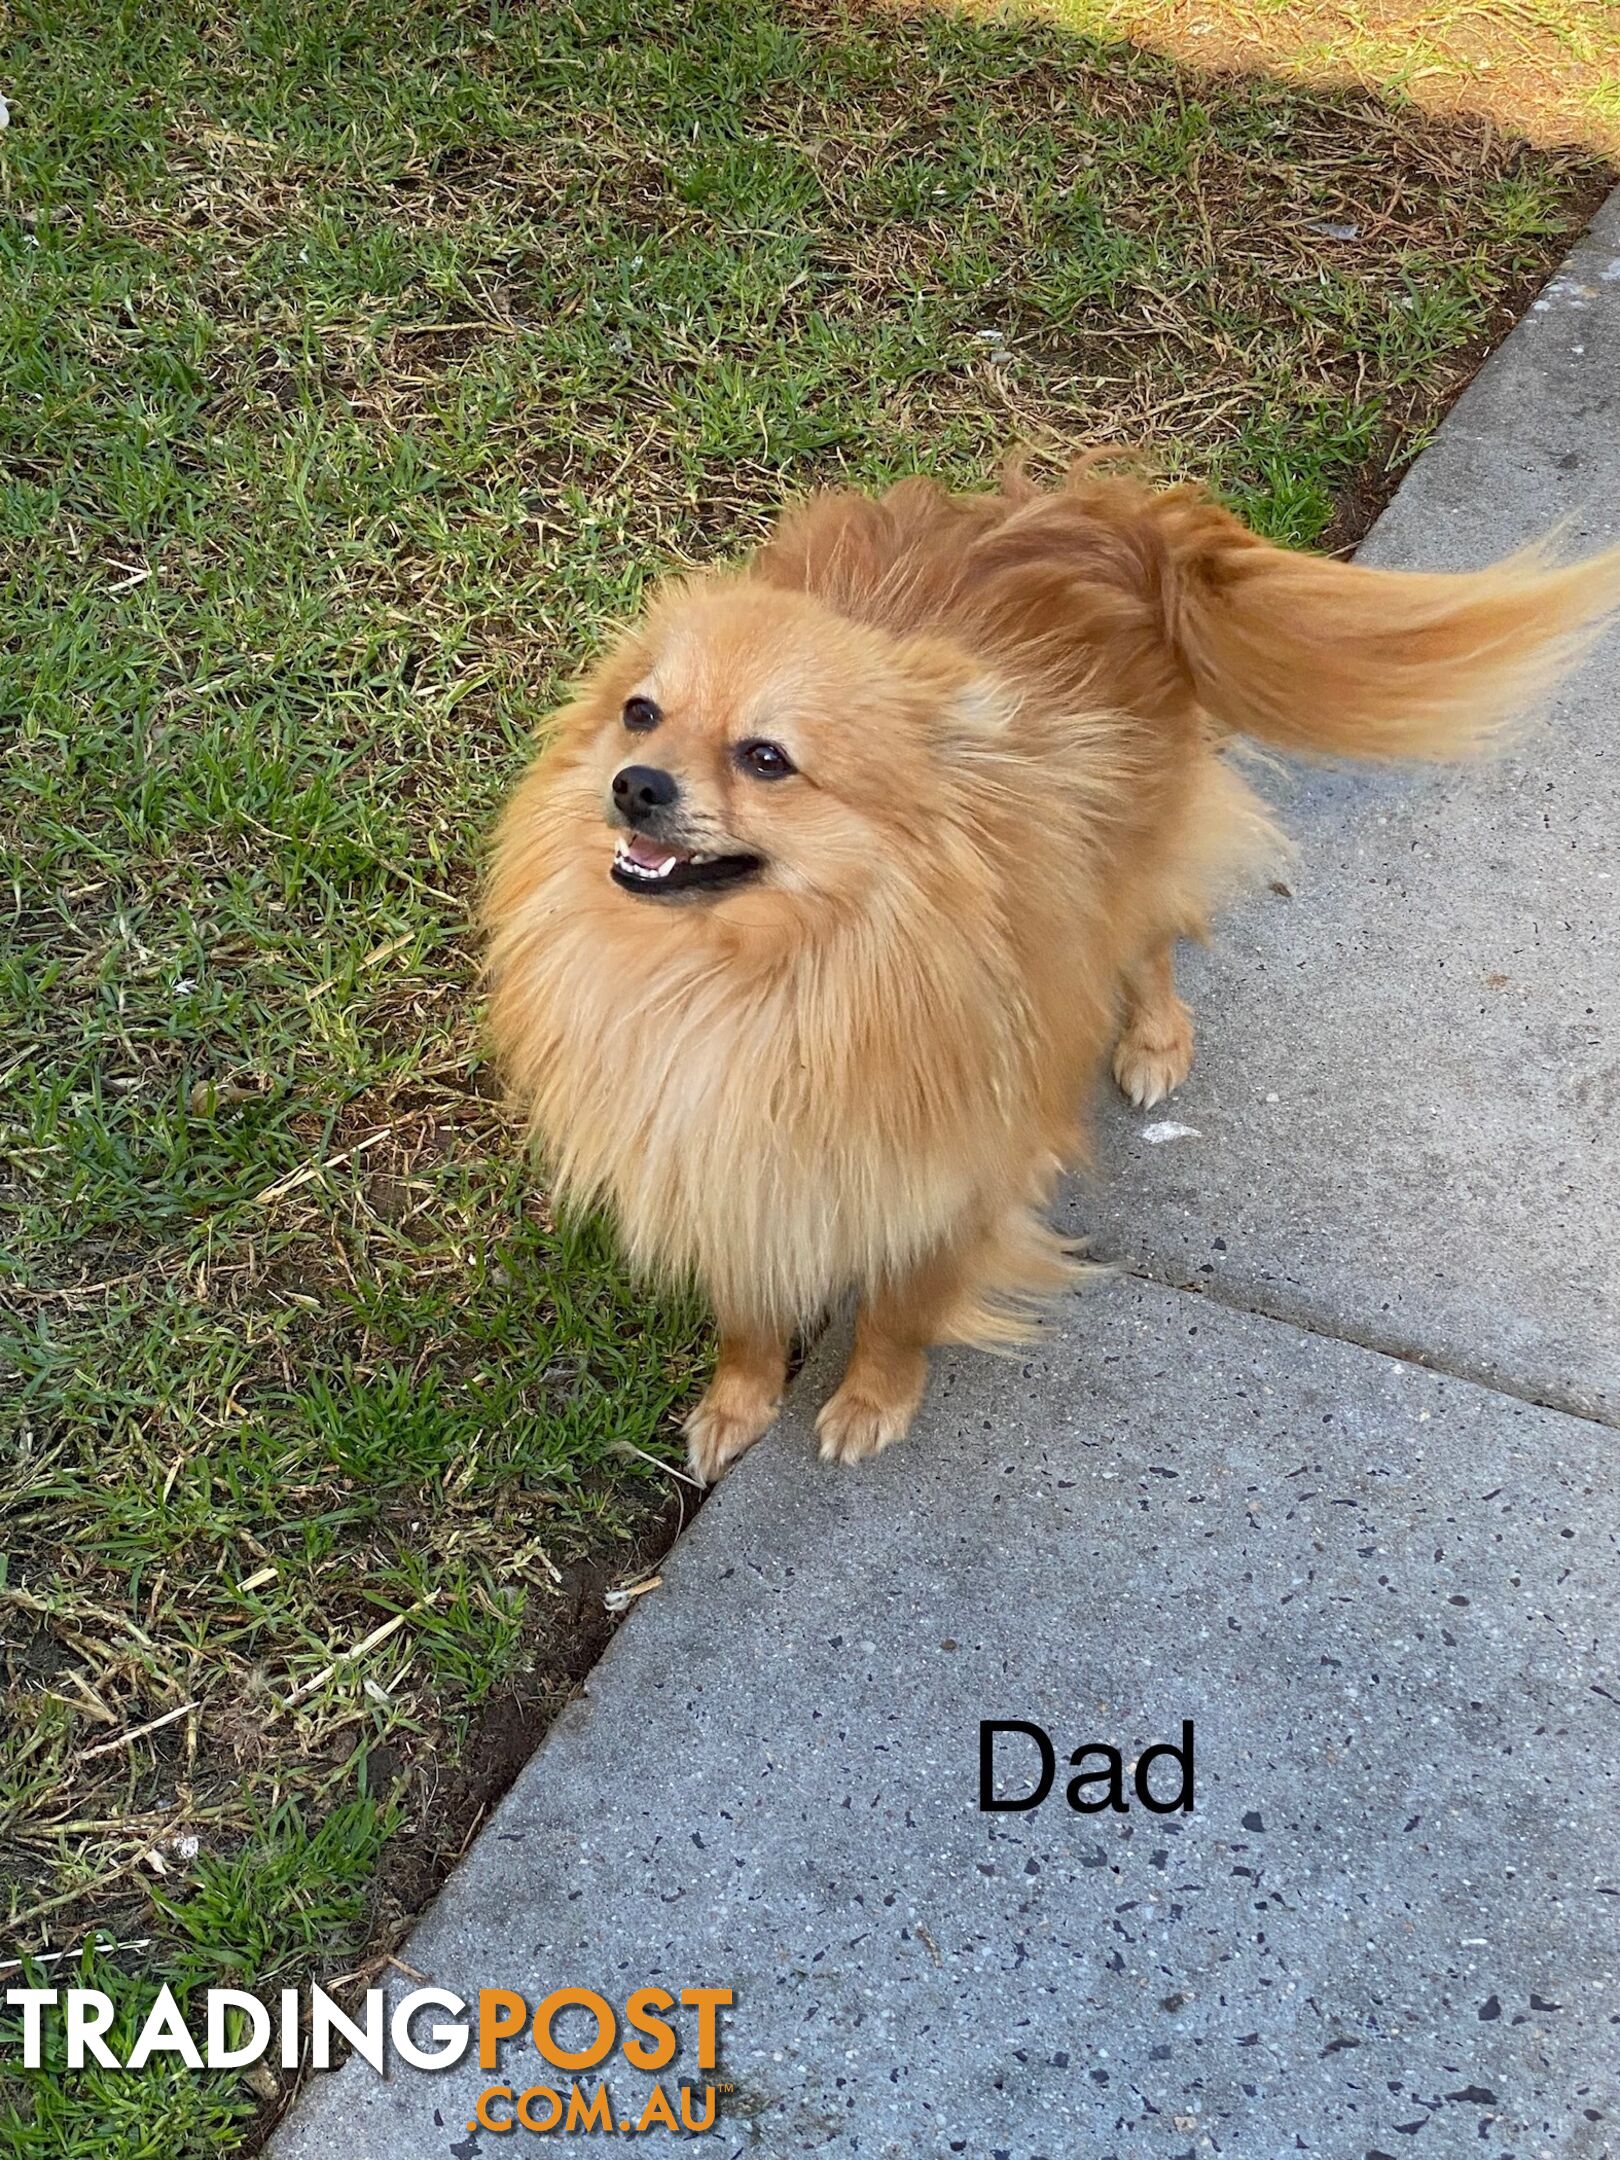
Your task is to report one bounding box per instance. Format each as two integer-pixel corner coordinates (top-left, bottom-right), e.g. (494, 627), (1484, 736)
(494, 876), (1039, 1327)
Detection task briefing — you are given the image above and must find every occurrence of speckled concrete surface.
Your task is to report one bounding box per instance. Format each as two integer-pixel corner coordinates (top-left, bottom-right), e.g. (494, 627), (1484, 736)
(272, 1286), (1618, 2160)
(1075, 189), (1620, 1424)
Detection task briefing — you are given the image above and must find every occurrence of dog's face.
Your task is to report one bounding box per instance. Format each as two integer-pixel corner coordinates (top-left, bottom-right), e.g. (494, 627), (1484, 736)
(562, 580), (978, 921)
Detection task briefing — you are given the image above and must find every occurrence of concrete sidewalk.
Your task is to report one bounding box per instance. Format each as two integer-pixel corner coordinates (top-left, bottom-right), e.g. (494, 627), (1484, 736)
(273, 192), (1620, 2160)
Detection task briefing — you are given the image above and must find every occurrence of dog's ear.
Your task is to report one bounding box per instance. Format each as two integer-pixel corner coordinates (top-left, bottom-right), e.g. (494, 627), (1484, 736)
(895, 634), (1009, 758)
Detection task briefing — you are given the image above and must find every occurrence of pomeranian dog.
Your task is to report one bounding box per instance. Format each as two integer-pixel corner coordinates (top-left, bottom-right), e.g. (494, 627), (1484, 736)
(484, 457), (1618, 1483)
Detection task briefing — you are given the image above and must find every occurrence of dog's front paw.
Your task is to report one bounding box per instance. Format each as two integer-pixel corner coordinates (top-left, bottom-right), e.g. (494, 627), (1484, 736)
(815, 1373), (923, 1467)
(683, 1390), (778, 1485)
(1112, 1006), (1195, 1109)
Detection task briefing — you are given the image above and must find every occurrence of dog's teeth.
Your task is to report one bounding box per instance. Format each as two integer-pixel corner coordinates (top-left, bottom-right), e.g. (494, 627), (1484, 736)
(614, 841), (695, 882)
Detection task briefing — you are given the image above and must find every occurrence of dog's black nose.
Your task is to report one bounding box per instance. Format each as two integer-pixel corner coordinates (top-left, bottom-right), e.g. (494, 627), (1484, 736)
(613, 764), (680, 825)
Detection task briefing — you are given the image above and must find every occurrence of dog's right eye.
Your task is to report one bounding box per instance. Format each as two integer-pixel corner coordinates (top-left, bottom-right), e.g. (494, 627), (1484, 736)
(622, 696), (661, 732)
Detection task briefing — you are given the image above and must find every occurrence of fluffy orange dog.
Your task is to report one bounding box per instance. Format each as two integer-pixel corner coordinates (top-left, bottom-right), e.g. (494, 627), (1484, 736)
(484, 458), (1617, 1482)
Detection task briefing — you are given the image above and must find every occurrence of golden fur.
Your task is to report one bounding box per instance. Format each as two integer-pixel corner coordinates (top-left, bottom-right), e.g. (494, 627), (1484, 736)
(484, 458), (1620, 1479)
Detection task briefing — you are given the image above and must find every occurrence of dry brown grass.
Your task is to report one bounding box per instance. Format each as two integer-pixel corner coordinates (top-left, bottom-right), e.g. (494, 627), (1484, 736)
(1012, 0), (1620, 156)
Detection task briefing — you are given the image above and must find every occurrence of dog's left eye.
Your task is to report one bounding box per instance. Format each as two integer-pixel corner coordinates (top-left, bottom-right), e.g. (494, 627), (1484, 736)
(622, 696), (661, 732)
(735, 739), (796, 781)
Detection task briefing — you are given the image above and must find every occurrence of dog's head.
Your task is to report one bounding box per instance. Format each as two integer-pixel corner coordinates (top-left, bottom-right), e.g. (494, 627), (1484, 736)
(554, 579), (989, 927)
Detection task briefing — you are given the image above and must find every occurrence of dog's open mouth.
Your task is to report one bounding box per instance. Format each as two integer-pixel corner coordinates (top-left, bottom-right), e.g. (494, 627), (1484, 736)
(611, 832), (762, 898)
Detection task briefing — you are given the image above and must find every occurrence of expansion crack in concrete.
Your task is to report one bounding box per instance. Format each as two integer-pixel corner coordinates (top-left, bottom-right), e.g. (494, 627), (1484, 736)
(1113, 1259), (1617, 1434)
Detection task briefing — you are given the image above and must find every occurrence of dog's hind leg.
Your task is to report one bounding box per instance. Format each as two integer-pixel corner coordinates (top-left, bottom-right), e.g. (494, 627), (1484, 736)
(1111, 938), (1194, 1109)
(684, 1317), (790, 1484)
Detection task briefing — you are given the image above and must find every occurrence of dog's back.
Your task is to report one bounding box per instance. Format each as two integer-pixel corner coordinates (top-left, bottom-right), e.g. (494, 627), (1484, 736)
(754, 457), (1620, 761)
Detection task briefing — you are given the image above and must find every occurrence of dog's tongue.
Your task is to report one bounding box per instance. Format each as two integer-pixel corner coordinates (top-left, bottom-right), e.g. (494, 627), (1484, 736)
(623, 833), (687, 870)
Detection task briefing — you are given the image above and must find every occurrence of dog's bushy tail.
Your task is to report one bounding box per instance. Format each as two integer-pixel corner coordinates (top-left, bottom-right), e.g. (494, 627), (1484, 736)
(1063, 469), (1620, 760)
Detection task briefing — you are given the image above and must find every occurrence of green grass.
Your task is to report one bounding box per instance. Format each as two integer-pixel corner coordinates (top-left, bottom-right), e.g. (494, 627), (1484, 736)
(0, 0), (1607, 2150)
